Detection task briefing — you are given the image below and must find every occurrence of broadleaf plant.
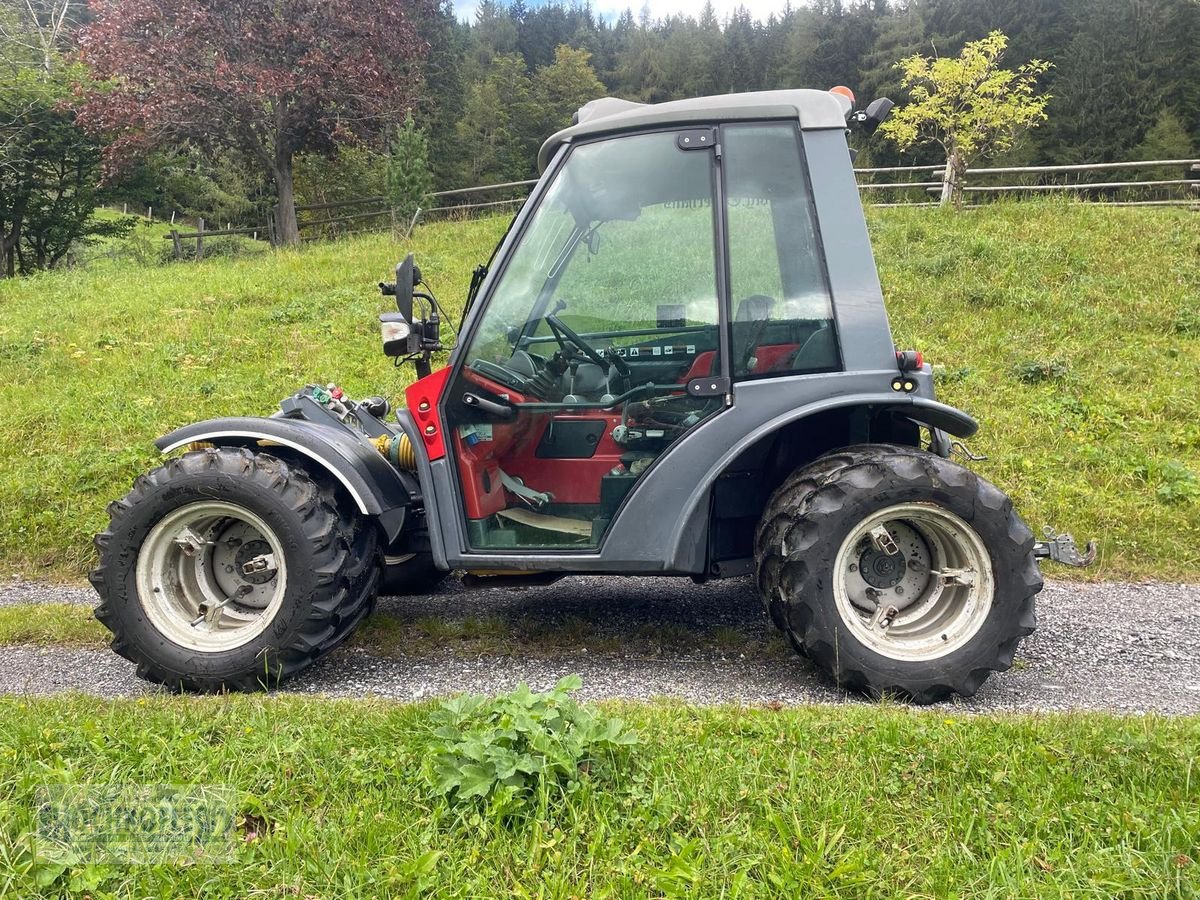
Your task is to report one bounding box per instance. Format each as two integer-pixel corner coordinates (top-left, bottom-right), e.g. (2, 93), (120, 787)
(427, 675), (639, 818)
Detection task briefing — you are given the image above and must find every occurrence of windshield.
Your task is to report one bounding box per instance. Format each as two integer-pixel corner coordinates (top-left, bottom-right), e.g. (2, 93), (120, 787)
(461, 131), (719, 367)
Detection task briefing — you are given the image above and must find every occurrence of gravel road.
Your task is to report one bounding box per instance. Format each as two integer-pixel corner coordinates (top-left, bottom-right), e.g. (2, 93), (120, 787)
(1, 576), (1198, 714)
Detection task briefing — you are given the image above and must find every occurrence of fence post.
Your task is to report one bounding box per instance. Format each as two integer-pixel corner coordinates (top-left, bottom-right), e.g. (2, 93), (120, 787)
(170, 229), (182, 261)
(196, 218), (205, 261)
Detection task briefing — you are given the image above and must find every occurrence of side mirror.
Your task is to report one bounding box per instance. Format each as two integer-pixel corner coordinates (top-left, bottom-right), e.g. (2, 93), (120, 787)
(377, 253), (438, 376)
(394, 254), (417, 322)
(859, 97), (894, 136)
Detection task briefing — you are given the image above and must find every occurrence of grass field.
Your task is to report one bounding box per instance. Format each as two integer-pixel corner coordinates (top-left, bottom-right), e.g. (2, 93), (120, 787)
(0, 695), (1196, 897)
(0, 201), (1196, 580)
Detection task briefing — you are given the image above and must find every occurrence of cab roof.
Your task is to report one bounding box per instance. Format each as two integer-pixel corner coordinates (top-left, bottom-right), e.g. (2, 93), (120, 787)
(537, 88), (851, 171)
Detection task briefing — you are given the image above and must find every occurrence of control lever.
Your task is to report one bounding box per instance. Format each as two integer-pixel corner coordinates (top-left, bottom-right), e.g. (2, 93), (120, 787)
(462, 391), (515, 420)
(605, 345), (631, 378)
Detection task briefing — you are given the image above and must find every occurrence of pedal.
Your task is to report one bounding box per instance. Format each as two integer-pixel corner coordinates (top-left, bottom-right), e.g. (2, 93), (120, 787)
(1032, 527), (1097, 568)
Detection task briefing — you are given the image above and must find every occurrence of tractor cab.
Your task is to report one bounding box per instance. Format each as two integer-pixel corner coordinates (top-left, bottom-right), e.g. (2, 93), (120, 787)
(447, 118), (838, 550)
(394, 90), (911, 563)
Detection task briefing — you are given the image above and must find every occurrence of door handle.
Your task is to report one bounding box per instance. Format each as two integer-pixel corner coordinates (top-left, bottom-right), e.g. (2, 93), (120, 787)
(461, 391), (515, 420)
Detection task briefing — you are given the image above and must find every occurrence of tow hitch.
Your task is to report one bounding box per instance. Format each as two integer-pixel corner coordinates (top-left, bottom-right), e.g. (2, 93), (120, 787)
(1033, 527), (1097, 568)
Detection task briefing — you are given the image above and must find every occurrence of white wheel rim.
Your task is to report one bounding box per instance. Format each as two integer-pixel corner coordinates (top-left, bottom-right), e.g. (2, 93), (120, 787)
(135, 501), (288, 652)
(832, 502), (994, 662)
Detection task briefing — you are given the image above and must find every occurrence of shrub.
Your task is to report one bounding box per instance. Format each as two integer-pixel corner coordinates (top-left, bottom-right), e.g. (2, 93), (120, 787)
(1014, 358), (1069, 383)
(1134, 458), (1198, 505)
(427, 675), (639, 819)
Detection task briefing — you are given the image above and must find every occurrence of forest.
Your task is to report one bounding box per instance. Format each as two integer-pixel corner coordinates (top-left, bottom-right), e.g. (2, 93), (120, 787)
(430, 0), (1200, 186)
(2, 0), (1198, 268)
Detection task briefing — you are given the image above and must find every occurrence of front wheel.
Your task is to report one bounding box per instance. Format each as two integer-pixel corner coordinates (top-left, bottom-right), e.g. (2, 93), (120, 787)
(90, 448), (376, 692)
(755, 445), (1042, 703)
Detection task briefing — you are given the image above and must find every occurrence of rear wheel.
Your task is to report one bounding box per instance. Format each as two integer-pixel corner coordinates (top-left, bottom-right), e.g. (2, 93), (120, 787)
(755, 445), (1042, 703)
(90, 447), (375, 692)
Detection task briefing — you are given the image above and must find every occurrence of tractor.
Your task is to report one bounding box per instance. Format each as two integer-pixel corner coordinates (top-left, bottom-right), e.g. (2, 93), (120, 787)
(91, 88), (1094, 703)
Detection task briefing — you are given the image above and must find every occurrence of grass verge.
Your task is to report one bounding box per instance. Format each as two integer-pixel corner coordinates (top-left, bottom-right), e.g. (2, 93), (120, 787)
(0, 605), (106, 649)
(0, 695), (1195, 896)
(0, 201), (1196, 580)
(0, 602), (791, 660)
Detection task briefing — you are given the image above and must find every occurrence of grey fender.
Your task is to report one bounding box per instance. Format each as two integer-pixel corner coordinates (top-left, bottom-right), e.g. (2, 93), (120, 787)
(600, 377), (979, 573)
(156, 417), (415, 542)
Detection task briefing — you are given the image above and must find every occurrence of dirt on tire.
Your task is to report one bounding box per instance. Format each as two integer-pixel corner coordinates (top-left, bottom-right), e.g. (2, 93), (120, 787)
(755, 444), (1043, 703)
(90, 447), (377, 692)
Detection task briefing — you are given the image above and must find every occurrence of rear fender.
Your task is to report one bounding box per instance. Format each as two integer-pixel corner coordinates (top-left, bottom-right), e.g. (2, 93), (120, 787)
(156, 417), (416, 542)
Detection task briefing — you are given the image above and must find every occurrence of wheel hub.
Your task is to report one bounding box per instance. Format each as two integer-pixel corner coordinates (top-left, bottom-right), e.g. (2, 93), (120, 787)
(847, 521), (930, 613)
(859, 544), (907, 589)
(136, 502), (288, 651)
(833, 504), (995, 662)
(235, 540), (275, 585)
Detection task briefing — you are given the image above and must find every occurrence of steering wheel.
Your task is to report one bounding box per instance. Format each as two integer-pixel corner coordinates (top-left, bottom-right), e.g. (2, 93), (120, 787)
(470, 357), (533, 393)
(545, 313), (609, 369)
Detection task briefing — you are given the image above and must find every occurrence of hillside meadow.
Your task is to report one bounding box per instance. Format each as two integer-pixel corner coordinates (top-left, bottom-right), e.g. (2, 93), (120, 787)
(0, 201), (1196, 581)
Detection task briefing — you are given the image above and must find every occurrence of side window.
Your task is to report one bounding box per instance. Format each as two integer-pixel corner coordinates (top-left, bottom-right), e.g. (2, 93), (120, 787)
(723, 123), (839, 379)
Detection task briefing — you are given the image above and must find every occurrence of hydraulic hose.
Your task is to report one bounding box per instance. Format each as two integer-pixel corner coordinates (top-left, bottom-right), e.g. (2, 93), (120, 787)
(370, 434), (418, 472)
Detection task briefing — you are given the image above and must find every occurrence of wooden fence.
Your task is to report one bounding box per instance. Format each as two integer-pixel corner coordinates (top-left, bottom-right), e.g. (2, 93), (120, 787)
(162, 157), (1199, 258)
(855, 158), (1200, 208)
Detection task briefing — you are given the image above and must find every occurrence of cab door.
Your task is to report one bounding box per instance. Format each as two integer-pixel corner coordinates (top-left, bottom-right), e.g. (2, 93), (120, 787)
(444, 129), (728, 552)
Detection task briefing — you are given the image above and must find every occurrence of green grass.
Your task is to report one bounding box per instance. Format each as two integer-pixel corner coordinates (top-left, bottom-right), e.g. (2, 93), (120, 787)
(0, 605), (106, 648)
(873, 202), (1200, 579)
(0, 601), (792, 660)
(0, 201), (1196, 580)
(0, 216), (509, 578)
(0, 695), (1196, 896)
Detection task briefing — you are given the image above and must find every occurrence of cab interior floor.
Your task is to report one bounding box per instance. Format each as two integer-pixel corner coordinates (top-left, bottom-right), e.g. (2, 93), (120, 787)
(474, 506), (602, 548)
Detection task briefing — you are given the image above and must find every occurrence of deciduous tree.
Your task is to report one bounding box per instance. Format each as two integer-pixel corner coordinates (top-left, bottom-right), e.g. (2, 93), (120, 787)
(75, 0), (431, 245)
(532, 46), (606, 142)
(880, 31), (1051, 207)
(1, 6), (121, 277)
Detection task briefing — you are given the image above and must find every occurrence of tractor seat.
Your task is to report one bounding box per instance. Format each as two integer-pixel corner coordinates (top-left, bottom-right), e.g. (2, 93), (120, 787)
(709, 295), (775, 376)
(773, 324), (838, 373)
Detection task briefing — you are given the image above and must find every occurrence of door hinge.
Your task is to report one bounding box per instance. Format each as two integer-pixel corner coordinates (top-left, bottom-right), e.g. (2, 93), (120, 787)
(686, 376), (730, 398)
(677, 129), (717, 152)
